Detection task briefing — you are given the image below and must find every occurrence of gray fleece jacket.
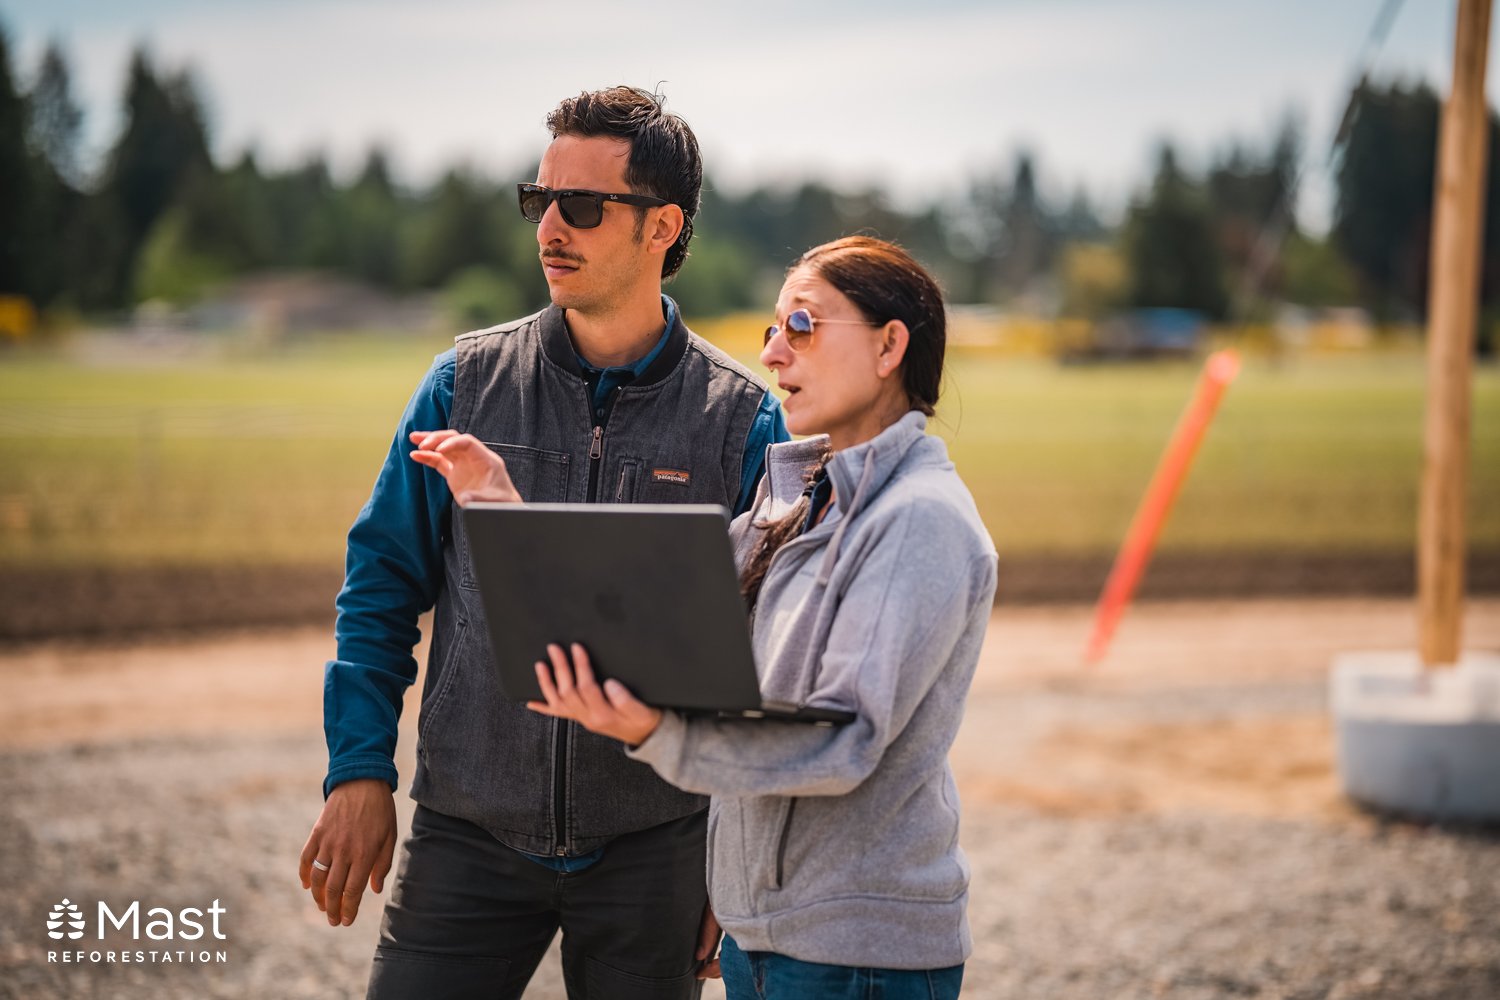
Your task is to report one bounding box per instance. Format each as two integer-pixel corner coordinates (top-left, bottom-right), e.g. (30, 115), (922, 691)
(628, 410), (998, 970)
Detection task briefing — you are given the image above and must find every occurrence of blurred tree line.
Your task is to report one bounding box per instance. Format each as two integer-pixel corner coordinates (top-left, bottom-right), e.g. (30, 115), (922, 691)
(4, 33), (1500, 336)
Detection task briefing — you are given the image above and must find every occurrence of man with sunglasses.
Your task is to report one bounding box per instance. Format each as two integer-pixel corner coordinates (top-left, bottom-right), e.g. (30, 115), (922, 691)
(300, 86), (787, 1000)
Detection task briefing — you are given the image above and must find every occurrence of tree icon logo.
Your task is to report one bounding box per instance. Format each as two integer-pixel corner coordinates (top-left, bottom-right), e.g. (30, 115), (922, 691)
(47, 899), (85, 940)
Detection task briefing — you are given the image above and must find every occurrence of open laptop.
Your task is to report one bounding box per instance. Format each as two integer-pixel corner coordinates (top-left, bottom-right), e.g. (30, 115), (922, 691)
(460, 503), (855, 727)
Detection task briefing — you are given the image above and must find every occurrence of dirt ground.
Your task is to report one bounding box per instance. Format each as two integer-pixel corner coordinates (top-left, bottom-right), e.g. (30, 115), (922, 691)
(6, 549), (1498, 642)
(1, 598), (1498, 999)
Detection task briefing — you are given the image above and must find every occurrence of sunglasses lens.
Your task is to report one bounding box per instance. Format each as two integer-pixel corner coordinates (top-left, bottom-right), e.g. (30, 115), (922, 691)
(764, 311), (816, 351)
(518, 186), (548, 224)
(785, 310), (815, 351)
(558, 193), (603, 228)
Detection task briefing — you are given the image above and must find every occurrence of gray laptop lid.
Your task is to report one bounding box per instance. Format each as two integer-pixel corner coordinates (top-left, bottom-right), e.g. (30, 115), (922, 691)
(460, 503), (766, 712)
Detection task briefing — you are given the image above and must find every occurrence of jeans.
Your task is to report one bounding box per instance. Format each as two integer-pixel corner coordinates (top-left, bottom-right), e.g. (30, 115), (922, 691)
(719, 934), (964, 1000)
(367, 805), (707, 1000)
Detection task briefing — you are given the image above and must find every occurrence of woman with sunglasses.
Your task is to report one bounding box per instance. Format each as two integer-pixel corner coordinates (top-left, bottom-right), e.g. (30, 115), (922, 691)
(418, 235), (996, 999)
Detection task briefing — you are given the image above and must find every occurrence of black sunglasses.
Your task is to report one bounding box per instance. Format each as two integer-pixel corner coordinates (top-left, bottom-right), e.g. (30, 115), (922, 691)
(517, 183), (669, 229)
(763, 308), (879, 352)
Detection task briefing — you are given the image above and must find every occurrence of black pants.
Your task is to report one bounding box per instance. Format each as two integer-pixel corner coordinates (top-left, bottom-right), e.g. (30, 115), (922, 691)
(367, 805), (708, 1000)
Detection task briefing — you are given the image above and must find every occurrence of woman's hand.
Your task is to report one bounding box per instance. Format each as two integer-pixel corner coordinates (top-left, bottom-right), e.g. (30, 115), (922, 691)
(527, 643), (663, 746)
(408, 430), (522, 505)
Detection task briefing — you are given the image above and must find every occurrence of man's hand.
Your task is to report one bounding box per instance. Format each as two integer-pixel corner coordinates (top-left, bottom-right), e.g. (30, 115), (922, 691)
(695, 901), (723, 980)
(526, 643), (664, 746)
(408, 430), (523, 505)
(299, 778), (397, 927)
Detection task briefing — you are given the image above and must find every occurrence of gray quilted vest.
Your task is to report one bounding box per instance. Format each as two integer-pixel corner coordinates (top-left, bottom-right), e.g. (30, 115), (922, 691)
(410, 302), (768, 855)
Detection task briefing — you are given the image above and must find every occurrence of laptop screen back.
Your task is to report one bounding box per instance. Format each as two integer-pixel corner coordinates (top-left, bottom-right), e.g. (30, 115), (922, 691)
(461, 503), (764, 712)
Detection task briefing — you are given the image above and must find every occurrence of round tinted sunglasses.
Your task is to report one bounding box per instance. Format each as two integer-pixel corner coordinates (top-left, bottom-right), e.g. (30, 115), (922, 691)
(763, 308), (880, 352)
(517, 183), (669, 229)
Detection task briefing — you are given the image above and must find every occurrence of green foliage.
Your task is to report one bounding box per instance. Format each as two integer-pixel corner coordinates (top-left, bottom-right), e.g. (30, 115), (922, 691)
(1333, 80), (1500, 329)
(1123, 145), (1230, 319)
(135, 206), (233, 304)
(1281, 231), (1359, 308)
(14, 40), (93, 311)
(1058, 242), (1128, 319)
(129, 157), (286, 303)
(0, 27), (33, 296)
(101, 49), (214, 302)
(26, 41), (81, 188)
(1332, 81), (1442, 321)
(665, 234), (761, 316)
(442, 265), (524, 330)
(5, 40), (1498, 331)
(264, 157), (343, 268)
(693, 180), (959, 305)
(1207, 116), (1302, 303)
(402, 168), (507, 289)
(966, 152), (1061, 302)
(342, 148), (403, 288)
(69, 194), (131, 309)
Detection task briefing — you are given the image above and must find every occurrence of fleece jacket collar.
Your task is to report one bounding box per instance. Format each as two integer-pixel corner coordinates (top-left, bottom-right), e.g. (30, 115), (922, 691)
(761, 410), (932, 583)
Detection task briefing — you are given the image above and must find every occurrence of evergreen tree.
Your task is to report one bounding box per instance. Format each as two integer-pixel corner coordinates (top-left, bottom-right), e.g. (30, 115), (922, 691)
(0, 27), (32, 296)
(23, 41), (87, 308)
(1333, 78), (1500, 330)
(1331, 81), (1440, 320)
(344, 146), (404, 287)
(217, 150), (275, 266)
(993, 153), (1053, 296)
(1122, 144), (1229, 318)
(100, 48), (214, 302)
(956, 151), (1059, 303)
(27, 41), (82, 188)
(1057, 187), (1108, 244)
(403, 168), (505, 289)
(265, 155), (342, 268)
(1207, 116), (1302, 305)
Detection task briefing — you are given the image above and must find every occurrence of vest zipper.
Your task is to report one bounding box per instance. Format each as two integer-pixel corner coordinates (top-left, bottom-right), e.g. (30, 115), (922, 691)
(558, 402), (609, 855)
(552, 721), (569, 855)
(585, 425), (604, 500)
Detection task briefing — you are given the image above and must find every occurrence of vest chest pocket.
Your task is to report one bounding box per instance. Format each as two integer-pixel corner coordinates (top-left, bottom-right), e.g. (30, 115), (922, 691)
(456, 443), (570, 591)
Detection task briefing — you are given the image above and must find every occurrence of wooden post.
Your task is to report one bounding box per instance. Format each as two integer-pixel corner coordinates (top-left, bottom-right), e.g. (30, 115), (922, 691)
(1419, 0), (1493, 667)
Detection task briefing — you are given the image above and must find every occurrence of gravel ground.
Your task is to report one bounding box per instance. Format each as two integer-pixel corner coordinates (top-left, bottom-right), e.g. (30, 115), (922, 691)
(1, 599), (1498, 999)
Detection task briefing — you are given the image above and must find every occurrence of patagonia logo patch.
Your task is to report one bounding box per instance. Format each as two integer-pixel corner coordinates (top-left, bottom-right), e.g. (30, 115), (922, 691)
(652, 468), (691, 486)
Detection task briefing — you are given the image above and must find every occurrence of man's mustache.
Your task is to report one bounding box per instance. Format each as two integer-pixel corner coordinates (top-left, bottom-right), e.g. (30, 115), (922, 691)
(540, 250), (585, 265)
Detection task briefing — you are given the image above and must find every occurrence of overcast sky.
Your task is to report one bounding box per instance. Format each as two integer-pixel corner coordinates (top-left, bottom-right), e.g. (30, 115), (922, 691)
(4, 0), (1491, 229)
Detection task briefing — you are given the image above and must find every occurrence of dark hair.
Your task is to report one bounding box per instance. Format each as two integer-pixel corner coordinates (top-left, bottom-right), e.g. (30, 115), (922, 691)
(546, 86), (702, 279)
(795, 235), (945, 416)
(740, 236), (947, 609)
(740, 447), (831, 610)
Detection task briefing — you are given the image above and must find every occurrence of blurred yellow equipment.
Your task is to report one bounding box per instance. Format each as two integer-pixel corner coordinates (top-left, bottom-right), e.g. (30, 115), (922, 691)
(0, 296), (37, 341)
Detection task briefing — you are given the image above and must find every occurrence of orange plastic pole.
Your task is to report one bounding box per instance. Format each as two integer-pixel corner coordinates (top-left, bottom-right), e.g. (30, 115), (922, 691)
(1084, 350), (1242, 665)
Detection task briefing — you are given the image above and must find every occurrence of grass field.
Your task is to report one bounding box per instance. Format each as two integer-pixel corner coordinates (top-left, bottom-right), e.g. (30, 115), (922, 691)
(0, 324), (1496, 569)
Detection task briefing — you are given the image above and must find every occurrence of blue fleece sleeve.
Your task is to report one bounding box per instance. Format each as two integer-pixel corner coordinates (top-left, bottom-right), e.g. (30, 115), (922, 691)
(322, 349), (456, 797)
(735, 390), (790, 516)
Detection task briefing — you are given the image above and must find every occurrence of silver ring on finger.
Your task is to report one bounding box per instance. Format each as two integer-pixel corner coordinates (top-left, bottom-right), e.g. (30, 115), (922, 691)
(312, 859), (331, 872)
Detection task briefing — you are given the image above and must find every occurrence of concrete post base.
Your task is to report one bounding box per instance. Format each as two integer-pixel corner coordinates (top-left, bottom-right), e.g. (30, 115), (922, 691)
(1331, 651), (1500, 822)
